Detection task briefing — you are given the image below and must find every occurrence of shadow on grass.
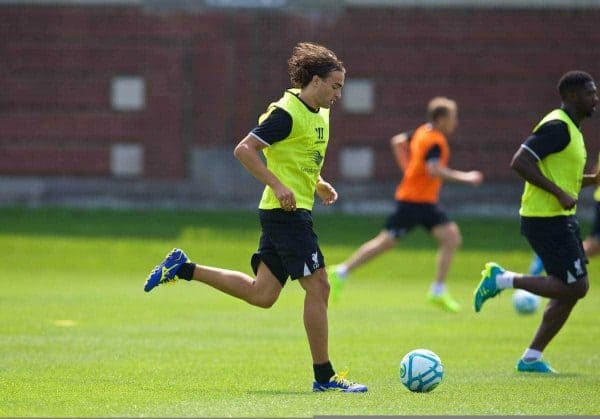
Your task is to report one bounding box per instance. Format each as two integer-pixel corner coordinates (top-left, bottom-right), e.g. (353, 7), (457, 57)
(0, 206), (579, 252)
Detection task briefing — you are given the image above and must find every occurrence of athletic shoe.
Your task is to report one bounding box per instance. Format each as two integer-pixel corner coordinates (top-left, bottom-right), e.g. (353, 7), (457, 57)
(329, 268), (346, 303)
(473, 262), (504, 312)
(312, 369), (368, 393)
(516, 358), (557, 373)
(144, 248), (189, 292)
(529, 254), (545, 276)
(428, 292), (461, 313)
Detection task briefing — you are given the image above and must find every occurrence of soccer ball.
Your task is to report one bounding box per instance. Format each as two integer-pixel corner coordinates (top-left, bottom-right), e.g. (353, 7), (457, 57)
(399, 349), (444, 392)
(512, 289), (540, 315)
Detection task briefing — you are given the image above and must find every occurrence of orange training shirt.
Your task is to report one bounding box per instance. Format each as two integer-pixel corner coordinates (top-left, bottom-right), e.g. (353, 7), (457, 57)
(395, 123), (450, 204)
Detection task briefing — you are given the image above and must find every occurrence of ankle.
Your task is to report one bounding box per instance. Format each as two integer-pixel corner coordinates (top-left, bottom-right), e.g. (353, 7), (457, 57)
(522, 348), (542, 361)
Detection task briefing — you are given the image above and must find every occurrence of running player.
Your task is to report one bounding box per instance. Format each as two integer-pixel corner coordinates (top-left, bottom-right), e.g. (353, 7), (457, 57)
(474, 70), (599, 373)
(330, 97), (483, 312)
(143, 42), (367, 392)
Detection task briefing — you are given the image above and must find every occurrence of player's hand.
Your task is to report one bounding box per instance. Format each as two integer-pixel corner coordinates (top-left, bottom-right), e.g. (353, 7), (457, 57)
(557, 190), (577, 210)
(316, 180), (338, 205)
(466, 170), (484, 186)
(273, 183), (296, 211)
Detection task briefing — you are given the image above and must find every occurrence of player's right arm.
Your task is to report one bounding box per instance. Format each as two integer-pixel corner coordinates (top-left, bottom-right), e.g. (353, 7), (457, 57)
(390, 131), (412, 172)
(234, 136), (295, 208)
(233, 108), (297, 211)
(510, 121), (576, 210)
(510, 148), (576, 210)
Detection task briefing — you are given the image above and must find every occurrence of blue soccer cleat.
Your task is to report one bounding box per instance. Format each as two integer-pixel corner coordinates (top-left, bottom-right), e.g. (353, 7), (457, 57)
(312, 369), (368, 393)
(144, 248), (189, 292)
(473, 262), (505, 312)
(516, 358), (557, 373)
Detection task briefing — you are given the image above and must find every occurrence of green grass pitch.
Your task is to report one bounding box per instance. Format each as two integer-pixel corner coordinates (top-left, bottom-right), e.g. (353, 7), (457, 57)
(1, 207), (600, 416)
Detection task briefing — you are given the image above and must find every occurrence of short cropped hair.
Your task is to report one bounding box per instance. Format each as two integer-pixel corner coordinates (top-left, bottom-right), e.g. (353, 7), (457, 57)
(557, 70), (594, 99)
(427, 97), (457, 122)
(288, 42), (345, 88)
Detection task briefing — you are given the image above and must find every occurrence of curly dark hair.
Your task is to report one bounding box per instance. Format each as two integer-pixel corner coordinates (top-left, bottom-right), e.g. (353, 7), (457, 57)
(287, 42), (345, 88)
(557, 70), (594, 99)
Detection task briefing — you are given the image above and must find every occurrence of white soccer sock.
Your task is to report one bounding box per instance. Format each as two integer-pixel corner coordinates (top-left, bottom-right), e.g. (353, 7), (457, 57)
(496, 271), (518, 289)
(522, 348), (542, 361)
(336, 264), (348, 279)
(430, 282), (446, 296)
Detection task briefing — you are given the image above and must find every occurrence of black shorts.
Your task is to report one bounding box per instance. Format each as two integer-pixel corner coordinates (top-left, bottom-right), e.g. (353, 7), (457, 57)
(521, 215), (588, 284)
(384, 201), (451, 238)
(590, 201), (600, 240)
(251, 209), (325, 286)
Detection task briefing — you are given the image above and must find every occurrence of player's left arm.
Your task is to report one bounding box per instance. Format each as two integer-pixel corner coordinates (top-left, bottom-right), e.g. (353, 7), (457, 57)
(582, 152), (600, 187)
(428, 162), (484, 185)
(316, 175), (338, 205)
(582, 171), (600, 188)
(425, 144), (483, 185)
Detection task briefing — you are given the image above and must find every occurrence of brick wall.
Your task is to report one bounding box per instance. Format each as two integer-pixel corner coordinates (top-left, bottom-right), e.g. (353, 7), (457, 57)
(2, 5), (600, 182)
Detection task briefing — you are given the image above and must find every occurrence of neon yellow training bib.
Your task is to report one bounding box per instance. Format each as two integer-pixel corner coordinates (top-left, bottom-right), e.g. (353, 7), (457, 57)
(258, 89), (330, 211)
(519, 109), (586, 217)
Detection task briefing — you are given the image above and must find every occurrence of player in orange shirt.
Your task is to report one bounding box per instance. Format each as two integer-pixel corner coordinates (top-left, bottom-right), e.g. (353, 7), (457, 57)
(330, 97), (483, 312)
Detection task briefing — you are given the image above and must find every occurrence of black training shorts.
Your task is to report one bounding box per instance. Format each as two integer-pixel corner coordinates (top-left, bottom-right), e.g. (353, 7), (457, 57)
(251, 209), (325, 286)
(384, 201), (451, 238)
(521, 215), (588, 284)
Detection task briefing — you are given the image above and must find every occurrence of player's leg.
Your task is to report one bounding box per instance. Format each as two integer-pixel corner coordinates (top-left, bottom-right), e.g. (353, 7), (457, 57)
(427, 208), (461, 312)
(513, 273), (588, 300)
(338, 230), (397, 274)
(187, 261), (283, 308)
(475, 216), (588, 311)
(144, 247), (283, 308)
(298, 269), (367, 393)
(475, 217), (589, 372)
(269, 211), (366, 392)
(516, 285), (586, 374)
(527, 294), (580, 352)
(298, 268), (330, 364)
(431, 222), (462, 285)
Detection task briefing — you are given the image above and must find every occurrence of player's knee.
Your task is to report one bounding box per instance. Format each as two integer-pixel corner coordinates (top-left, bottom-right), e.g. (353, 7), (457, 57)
(304, 271), (330, 301)
(442, 230), (461, 249)
(318, 272), (331, 299)
(378, 232), (397, 250)
(252, 293), (278, 309)
(574, 278), (589, 299)
(450, 231), (462, 249)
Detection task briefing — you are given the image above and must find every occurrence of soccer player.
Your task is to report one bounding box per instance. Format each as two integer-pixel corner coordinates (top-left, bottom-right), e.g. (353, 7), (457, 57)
(143, 42), (367, 393)
(474, 70), (599, 373)
(329, 97), (484, 312)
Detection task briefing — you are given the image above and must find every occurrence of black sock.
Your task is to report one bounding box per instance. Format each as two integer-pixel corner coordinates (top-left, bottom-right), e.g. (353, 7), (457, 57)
(313, 361), (335, 384)
(176, 262), (196, 280)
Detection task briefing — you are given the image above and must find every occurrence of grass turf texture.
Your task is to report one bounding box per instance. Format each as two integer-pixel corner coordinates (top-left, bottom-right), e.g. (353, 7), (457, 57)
(1, 207), (600, 416)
